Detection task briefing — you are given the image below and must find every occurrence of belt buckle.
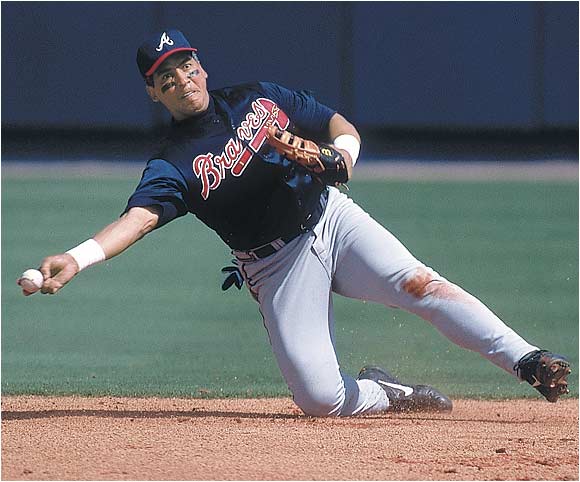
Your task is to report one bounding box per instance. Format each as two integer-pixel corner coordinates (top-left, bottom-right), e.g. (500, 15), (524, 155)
(246, 250), (261, 261)
(236, 236), (290, 261)
(233, 250), (256, 261)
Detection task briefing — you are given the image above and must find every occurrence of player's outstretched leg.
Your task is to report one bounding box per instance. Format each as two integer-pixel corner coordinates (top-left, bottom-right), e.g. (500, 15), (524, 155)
(514, 350), (571, 402)
(321, 189), (572, 403)
(357, 365), (453, 412)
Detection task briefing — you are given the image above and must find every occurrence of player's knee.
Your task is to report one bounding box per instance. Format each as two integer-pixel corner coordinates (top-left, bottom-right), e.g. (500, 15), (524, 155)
(293, 385), (345, 417)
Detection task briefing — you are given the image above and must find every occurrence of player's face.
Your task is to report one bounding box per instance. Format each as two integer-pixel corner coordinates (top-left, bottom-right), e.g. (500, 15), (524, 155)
(147, 53), (210, 120)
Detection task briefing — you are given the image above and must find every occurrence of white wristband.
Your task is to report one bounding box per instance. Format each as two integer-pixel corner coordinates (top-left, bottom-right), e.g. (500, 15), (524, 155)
(66, 239), (106, 271)
(333, 134), (360, 167)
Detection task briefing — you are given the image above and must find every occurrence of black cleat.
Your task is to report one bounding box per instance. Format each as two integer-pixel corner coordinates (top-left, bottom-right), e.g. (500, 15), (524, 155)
(357, 365), (453, 413)
(514, 350), (571, 403)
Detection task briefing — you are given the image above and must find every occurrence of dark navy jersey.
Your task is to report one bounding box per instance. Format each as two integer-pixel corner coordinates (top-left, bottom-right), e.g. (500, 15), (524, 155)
(125, 82), (336, 250)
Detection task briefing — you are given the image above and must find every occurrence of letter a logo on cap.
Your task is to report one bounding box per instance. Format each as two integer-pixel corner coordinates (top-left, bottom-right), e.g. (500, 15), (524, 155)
(156, 32), (174, 52)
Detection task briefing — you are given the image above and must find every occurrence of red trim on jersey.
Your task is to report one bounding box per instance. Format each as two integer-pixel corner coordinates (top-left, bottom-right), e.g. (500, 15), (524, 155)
(145, 48), (198, 77)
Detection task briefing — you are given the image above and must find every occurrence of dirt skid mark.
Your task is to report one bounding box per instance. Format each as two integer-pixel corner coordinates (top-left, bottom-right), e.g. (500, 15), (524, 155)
(402, 267), (436, 297)
(403, 267), (477, 303)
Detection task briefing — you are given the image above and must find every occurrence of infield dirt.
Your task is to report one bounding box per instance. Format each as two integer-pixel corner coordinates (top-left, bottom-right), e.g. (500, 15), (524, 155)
(2, 396), (578, 480)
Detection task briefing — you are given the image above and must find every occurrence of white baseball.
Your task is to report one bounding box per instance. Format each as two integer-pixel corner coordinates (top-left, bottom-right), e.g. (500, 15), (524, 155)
(19, 269), (44, 294)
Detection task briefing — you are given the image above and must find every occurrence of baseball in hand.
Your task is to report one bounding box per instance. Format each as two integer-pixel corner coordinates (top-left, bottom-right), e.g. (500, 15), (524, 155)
(18, 268), (44, 294)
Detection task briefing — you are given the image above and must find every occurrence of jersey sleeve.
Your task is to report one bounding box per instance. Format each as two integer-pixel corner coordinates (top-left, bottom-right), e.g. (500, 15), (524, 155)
(259, 82), (336, 139)
(124, 158), (189, 228)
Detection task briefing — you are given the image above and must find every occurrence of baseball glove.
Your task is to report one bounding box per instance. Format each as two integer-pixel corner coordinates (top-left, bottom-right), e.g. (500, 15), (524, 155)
(266, 126), (349, 185)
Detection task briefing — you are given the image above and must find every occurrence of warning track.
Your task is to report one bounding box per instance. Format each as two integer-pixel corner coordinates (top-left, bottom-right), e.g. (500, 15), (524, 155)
(2, 160), (577, 182)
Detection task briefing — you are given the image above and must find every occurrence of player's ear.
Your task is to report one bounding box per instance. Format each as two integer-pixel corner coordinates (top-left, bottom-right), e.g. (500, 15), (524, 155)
(198, 62), (208, 80)
(146, 85), (160, 103)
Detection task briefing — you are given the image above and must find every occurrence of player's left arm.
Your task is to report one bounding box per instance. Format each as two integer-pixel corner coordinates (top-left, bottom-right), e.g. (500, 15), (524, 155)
(260, 83), (361, 183)
(327, 112), (361, 181)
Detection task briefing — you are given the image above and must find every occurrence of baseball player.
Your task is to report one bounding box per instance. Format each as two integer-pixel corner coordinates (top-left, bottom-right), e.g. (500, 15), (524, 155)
(19, 29), (571, 416)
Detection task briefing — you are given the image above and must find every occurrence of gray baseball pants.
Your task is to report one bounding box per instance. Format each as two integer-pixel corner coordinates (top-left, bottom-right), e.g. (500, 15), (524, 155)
(236, 187), (537, 416)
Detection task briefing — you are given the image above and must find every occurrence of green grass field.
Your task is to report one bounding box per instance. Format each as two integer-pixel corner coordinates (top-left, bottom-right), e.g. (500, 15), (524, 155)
(2, 173), (578, 400)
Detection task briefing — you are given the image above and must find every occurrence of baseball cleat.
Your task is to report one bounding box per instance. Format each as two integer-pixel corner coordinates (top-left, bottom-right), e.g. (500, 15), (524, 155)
(514, 350), (571, 403)
(357, 365), (453, 413)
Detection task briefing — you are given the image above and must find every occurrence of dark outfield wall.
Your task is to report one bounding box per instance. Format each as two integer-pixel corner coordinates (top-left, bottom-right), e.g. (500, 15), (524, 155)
(2, 1), (577, 130)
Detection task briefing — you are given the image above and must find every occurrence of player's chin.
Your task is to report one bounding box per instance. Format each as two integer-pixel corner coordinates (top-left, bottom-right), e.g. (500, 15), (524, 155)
(173, 96), (209, 120)
(182, 93), (209, 112)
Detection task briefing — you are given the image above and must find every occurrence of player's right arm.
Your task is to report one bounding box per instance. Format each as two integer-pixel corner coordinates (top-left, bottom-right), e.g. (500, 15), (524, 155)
(34, 158), (188, 296)
(94, 206), (160, 258)
(39, 206), (160, 295)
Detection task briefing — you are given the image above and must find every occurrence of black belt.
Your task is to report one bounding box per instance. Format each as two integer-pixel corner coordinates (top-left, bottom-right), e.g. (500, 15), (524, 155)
(233, 233), (300, 261)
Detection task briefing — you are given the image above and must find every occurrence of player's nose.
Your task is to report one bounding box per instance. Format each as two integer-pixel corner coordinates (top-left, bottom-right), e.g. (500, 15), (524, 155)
(174, 69), (190, 87)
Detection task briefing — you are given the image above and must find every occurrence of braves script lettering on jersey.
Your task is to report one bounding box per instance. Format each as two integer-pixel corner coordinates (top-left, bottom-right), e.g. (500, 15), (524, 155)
(193, 98), (289, 200)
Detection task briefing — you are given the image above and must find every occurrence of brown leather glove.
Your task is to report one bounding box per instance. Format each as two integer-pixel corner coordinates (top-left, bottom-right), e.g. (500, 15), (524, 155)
(266, 126), (349, 185)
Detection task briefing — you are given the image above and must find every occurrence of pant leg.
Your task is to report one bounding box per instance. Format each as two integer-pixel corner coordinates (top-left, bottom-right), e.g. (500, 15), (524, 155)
(321, 188), (537, 376)
(238, 232), (388, 416)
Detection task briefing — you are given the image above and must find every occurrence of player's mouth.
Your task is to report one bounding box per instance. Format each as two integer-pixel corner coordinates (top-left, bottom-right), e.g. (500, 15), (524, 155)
(181, 90), (198, 99)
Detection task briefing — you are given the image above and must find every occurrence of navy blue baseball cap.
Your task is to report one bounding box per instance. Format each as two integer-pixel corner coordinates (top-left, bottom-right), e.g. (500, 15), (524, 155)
(137, 29), (197, 78)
